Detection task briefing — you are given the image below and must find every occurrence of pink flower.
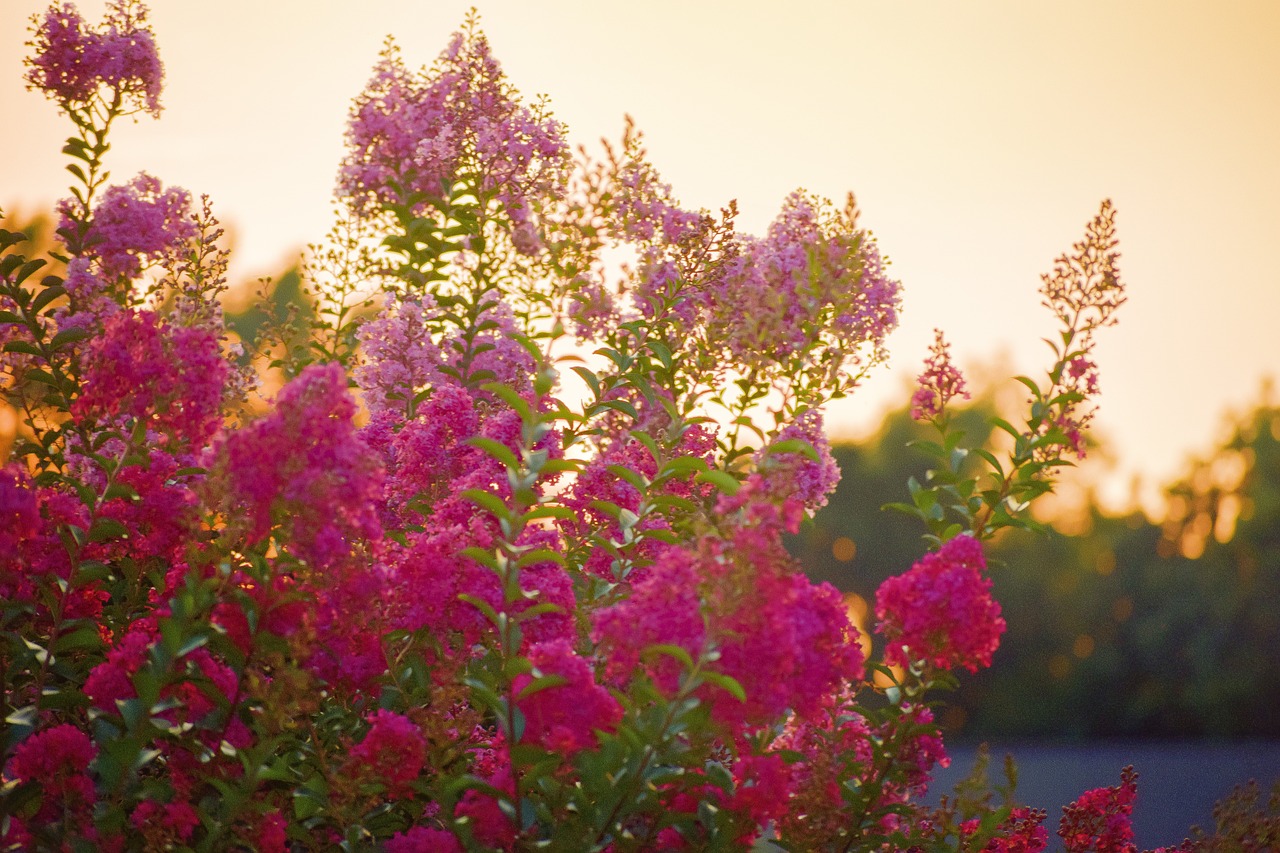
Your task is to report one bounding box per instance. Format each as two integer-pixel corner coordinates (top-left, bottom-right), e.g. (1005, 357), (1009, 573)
(25, 1), (163, 116)
(0, 465), (41, 570)
(338, 26), (568, 224)
(875, 534), (1005, 673)
(387, 826), (463, 853)
(6, 724), (98, 830)
(213, 362), (383, 567)
(1059, 766), (1139, 853)
(513, 639), (621, 755)
(72, 309), (226, 446)
(67, 173), (196, 280)
(755, 410), (841, 512)
(356, 294), (445, 416)
(961, 806), (1049, 853)
(347, 710), (427, 797)
(911, 329), (969, 421)
(131, 799), (200, 846)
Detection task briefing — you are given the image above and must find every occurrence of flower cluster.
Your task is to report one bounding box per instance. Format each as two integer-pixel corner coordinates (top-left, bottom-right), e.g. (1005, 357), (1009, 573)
(1059, 765), (1140, 853)
(25, 0), (163, 116)
(911, 328), (969, 421)
(338, 21), (569, 230)
(875, 533), (1006, 673)
(67, 172), (197, 281)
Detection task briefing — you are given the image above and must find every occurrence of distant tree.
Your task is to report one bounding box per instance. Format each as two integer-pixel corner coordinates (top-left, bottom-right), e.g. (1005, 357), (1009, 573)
(794, 384), (1280, 739)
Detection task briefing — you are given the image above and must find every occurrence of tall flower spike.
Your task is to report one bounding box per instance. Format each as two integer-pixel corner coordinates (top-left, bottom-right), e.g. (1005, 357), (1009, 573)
(911, 329), (969, 422)
(25, 1), (163, 117)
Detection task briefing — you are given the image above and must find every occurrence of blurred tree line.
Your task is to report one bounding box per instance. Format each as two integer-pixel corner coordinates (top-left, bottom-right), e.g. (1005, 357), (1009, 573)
(790, 383), (1280, 741)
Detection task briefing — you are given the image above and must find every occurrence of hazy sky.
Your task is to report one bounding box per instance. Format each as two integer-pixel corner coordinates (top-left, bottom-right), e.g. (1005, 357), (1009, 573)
(3, 1), (1278, 509)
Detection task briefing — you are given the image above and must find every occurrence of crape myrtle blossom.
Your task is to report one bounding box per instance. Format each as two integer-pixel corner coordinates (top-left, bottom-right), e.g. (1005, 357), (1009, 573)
(60, 172), (197, 282)
(338, 22), (569, 229)
(25, 0), (163, 116)
(710, 192), (901, 384)
(593, 476), (864, 730)
(211, 361), (383, 567)
(1, 724), (98, 846)
(1059, 766), (1140, 853)
(911, 328), (969, 422)
(875, 533), (1006, 673)
(754, 409), (842, 512)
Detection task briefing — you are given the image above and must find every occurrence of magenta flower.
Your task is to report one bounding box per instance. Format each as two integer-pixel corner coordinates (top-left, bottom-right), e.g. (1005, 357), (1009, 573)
(339, 24), (568, 222)
(25, 1), (163, 116)
(875, 534), (1005, 673)
(911, 328), (969, 421)
(347, 710), (427, 797)
(755, 410), (842, 512)
(5, 724), (98, 834)
(72, 309), (226, 446)
(64, 172), (196, 281)
(1059, 766), (1139, 853)
(513, 639), (622, 755)
(961, 807), (1050, 853)
(213, 362), (383, 567)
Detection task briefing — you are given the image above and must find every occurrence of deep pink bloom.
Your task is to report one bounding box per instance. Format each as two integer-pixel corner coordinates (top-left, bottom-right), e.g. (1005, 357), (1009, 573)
(347, 710), (427, 797)
(0, 465), (41, 571)
(214, 362), (383, 567)
(386, 826), (463, 853)
(591, 544), (706, 692)
(755, 410), (841, 512)
(961, 807), (1049, 853)
(131, 799), (200, 845)
(513, 639), (621, 755)
(6, 724), (98, 830)
(1059, 766), (1139, 853)
(73, 309), (226, 446)
(730, 753), (793, 826)
(455, 766), (517, 850)
(25, 1), (163, 116)
(875, 534), (1005, 673)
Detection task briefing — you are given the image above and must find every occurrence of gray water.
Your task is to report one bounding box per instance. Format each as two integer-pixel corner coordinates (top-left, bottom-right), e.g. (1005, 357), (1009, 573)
(931, 741), (1280, 849)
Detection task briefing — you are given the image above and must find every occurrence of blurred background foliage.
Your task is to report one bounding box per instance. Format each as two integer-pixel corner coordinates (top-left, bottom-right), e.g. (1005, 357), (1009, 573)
(5, 207), (1278, 744)
(790, 379), (1280, 742)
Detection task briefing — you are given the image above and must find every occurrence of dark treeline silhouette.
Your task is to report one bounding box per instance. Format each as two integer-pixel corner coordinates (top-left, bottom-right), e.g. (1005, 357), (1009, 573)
(790, 384), (1280, 741)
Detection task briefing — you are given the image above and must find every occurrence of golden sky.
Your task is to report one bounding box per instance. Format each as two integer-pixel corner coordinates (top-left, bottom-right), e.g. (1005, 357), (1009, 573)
(3, 1), (1279, 509)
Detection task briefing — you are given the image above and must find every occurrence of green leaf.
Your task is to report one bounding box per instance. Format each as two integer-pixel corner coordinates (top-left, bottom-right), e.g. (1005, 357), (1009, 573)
(700, 671), (746, 702)
(31, 283), (67, 314)
(695, 470), (740, 496)
(462, 488), (511, 518)
(641, 643), (695, 671)
(516, 674), (569, 699)
(88, 517), (130, 543)
(51, 326), (91, 350)
(13, 259), (47, 285)
(468, 436), (519, 471)
(2, 339), (43, 357)
(765, 438), (820, 461)
(53, 624), (104, 654)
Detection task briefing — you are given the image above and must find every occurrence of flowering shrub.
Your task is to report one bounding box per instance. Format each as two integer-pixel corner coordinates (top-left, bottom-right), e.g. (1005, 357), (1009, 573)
(2, 2), (1232, 851)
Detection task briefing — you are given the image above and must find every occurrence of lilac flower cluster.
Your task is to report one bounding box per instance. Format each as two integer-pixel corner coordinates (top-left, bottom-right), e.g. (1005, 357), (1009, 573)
(911, 328), (969, 421)
(338, 26), (569, 233)
(25, 0), (163, 116)
(62, 172), (197, 281)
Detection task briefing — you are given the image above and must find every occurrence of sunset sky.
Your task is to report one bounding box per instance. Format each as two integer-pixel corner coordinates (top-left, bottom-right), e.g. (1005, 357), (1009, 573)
(3, 1), (1278, 510)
